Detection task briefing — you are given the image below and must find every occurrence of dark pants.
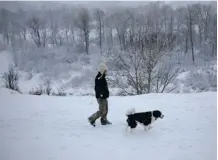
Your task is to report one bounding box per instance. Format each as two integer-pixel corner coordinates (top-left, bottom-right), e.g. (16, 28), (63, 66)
(88, 98), (108, 122)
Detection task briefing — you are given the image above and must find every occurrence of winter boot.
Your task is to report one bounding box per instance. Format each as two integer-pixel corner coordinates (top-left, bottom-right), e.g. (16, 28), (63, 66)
(88, 118), (96, 127)
(106, 120), (112, 125)
(101, 118), (112, 125)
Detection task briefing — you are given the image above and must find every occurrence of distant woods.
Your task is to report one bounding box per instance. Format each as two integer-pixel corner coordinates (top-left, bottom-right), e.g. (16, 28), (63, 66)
(0, 2), (216, 60)
(0, 2), (216, 95)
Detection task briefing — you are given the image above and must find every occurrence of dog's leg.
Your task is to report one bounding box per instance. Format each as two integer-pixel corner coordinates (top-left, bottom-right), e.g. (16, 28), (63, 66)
(144, 126), (148, 131)
(126, 126), (135, 133)
(125, 125), (130, 132)
(147, 125), (152, 130)
(143, 125), (152, 131)
(129, 128), (135, 133)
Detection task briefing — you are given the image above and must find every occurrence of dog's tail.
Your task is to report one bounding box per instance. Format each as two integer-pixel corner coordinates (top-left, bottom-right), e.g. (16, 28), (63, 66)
(126, 108), (135, 116)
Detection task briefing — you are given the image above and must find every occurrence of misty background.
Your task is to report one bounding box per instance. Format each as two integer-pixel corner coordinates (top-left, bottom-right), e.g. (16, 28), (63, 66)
(0, 1), (216, 96)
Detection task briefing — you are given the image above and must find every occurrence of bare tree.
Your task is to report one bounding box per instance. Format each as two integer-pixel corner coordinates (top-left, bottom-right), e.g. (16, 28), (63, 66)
(27, 15), (47, 47)
(140, 32), (176, 93)
(114, 30), (176, 95)
(115, 50), (145, 95)
(0, 8), (12, 45)
(160, 4), (174, 33)
(2, 65), (20, 92)
(154, 64), (179, 93)
(202, 4), (212, 41)
(211, 13), (217, 56)
(94, 8), (105, 54)
(62, 12), (74, 45)
(16, 8), (27, 42)
(111, 9), (133, 51)
(104, 14), (115, 49)
(187, 5), (195, 63)
(48, 10), (59, 46)
(75, 8), (91, 54)
(20, 24), (27, 41)
(44, 79), (52, 95)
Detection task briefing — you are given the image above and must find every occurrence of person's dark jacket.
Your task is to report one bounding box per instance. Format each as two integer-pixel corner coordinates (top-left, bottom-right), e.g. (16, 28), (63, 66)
(95, 72), (109, 99)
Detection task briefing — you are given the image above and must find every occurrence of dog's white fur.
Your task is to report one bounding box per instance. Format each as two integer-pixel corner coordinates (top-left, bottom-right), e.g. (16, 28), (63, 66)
(126, 108), (135, 116)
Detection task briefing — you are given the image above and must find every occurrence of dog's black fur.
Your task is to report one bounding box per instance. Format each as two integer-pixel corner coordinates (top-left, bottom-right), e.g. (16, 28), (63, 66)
(126, 110), (164, 130)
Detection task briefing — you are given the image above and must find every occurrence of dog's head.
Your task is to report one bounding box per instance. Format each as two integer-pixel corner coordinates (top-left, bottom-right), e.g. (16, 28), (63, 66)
(153, 110), (164, 119)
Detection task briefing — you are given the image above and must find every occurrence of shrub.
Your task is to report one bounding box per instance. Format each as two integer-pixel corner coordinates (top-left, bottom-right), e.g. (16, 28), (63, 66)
(2, 65), (20, 92)
(52, 89), (67, 96)
(29, 85), (43, 95)
(44, 79), (52, 95)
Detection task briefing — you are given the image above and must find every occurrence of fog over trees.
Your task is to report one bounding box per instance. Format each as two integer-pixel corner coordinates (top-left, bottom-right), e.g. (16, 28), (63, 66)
(0, 1), (216, 95)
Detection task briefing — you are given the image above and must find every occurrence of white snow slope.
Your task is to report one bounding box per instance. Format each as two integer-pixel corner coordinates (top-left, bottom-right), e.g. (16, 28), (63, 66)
(0, 89), (216, 160)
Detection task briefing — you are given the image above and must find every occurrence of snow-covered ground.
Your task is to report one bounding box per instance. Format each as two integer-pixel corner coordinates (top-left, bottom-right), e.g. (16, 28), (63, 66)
(0, 88), (216, 160)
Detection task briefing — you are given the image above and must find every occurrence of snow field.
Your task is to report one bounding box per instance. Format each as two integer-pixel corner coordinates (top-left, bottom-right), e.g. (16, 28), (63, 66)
(0, 90), (216, 160)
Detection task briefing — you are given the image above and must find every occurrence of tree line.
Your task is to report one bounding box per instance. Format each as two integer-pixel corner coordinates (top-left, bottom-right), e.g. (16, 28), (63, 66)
(0, 2), (216, 57)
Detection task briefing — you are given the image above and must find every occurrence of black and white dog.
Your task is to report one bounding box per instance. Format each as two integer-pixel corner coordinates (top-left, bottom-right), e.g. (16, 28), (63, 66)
(126, 108), (164, 131)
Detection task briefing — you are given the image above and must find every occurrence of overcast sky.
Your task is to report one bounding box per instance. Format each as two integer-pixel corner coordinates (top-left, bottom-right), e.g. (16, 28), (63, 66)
(0, 1), (215, 12)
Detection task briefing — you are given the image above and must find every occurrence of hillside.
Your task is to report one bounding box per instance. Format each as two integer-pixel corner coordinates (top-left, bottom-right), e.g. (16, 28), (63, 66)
(0, 1), (216, 96)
